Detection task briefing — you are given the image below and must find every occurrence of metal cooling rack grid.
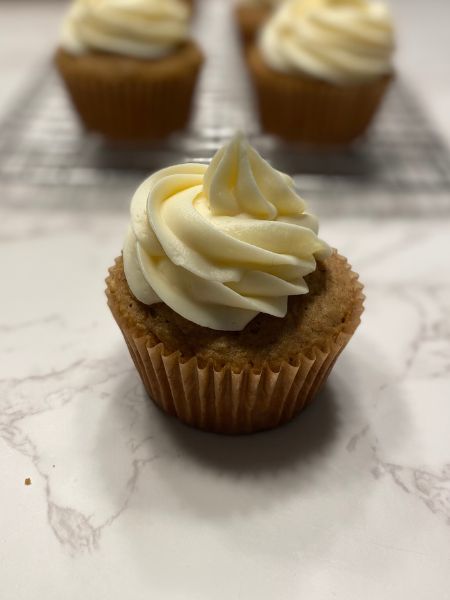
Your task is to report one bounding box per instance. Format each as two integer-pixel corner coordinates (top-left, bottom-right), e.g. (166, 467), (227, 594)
(2, 69), (449, 191)
(0, 0), (449, 216)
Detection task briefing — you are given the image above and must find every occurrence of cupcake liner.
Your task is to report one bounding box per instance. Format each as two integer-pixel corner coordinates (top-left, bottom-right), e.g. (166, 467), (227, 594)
(248, 45), (392, 145)
(54, 43), (203, 141)
(234, 6), (271, 47)
(106, 253), (364, 435)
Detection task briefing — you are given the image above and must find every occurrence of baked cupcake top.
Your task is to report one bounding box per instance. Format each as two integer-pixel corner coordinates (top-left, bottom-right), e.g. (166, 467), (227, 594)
(123, 134), (330, 331)
(259, 0), (395, 84)
(60, 0), (190, 58)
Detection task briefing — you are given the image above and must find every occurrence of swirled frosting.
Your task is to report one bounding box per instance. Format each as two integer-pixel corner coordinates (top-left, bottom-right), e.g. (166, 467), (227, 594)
(60, 0), (190, 58)
(259, 0), (395, 84)
(123, 134), (330, 331)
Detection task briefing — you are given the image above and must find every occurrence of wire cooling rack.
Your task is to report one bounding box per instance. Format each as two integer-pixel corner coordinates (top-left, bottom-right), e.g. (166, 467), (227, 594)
(1, 0), (450, 216)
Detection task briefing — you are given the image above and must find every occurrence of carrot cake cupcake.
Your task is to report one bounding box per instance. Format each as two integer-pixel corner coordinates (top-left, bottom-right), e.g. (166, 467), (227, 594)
(55, 0), (203, 140)
(248, 0), (395, 144)
(106, 134), (364, 434)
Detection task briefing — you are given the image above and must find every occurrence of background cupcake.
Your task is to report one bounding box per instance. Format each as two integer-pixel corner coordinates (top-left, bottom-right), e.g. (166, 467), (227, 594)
(106, 134), (364, 434)
(55, 0), (203, 140)
(234, 0), (285, 47)
(248, 0), (395, 144)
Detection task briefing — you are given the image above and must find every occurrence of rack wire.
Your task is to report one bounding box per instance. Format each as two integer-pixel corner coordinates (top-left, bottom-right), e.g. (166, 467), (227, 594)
(1, 0), (449, 216)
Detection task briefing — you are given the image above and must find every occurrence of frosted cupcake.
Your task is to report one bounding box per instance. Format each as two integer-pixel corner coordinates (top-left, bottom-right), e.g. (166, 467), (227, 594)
(248, 0), (395, 144)
(55, 0), (203, 140)
(106, 134), (364, 434)
(234, 0), (285, 46)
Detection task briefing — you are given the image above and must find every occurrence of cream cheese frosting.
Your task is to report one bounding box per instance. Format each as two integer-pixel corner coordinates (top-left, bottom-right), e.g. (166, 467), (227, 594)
(60, 0), (190, 58)
(123, 134), (330, 331)
(259, 0), (395, 84)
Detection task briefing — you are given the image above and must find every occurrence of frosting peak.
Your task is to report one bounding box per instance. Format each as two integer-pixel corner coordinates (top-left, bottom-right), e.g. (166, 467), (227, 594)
(204, 133), (304, 219)
(60, 0), (190, 58)
(123, 135), (330, 331)
(259, 0), (395, 84)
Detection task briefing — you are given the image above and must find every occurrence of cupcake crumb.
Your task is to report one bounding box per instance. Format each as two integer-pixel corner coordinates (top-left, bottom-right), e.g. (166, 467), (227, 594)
(107, 253), (360, 370)
(24, 477), (32, 486)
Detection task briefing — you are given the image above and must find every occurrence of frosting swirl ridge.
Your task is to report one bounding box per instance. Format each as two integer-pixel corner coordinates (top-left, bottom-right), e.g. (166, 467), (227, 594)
(123, 134), (330, 331)
(259, 0), (395, 84)
(60, 0), (190, 58)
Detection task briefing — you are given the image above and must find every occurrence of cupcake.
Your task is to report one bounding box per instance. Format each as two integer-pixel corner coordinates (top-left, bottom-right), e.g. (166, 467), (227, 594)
(234, 0), (285, 47)
(106, 134), (364, 434)
(248, 0), (395, 144)
(55, 0), (203, 140)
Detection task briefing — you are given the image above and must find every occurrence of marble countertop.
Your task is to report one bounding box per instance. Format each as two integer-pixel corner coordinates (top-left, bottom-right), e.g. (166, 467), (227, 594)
(1, 2), (450, 599)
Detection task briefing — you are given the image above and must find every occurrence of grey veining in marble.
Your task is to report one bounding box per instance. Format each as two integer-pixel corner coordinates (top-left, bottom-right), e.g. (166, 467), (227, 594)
(1, 1), (450, 599)
(1, 213), (450, 599)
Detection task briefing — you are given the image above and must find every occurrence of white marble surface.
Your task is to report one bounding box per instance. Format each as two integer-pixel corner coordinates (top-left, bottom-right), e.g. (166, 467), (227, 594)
(1, 2), (450, 599)
(1, 210), (450, 599)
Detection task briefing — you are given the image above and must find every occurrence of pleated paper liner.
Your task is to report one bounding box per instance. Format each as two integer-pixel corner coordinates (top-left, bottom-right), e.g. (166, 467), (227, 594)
(247, 45), (392, 145)
(106, 253), (364, 435)
(54, 43), (203, 141)
(234, 6), (271, 48)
